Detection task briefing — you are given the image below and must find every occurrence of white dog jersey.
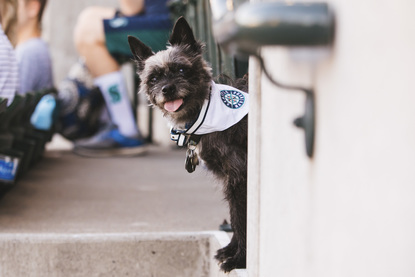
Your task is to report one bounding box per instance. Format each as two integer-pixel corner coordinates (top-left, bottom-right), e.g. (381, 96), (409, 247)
(171, 81), (249, 146)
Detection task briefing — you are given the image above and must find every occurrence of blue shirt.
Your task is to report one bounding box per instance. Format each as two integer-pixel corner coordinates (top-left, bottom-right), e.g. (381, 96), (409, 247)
(15, 38), (53, 94)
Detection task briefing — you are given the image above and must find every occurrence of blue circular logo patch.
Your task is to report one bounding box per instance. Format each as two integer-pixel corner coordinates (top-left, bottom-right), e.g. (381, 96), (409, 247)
(220, 90), (245, 109)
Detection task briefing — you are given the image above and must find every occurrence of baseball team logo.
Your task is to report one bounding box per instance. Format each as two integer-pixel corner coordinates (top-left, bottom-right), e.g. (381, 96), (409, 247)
(220, 90), (245, 109)
(109, 84), (121, 103)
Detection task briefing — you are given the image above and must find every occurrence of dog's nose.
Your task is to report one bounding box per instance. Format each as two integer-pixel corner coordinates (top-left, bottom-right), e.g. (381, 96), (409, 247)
(162, 84), (176, 95)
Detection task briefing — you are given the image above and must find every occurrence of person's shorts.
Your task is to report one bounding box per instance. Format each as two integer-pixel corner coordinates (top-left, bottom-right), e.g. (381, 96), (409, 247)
(104, 13), (172, 64)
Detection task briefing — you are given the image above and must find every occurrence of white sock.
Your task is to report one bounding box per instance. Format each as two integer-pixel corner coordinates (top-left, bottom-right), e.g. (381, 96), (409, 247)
(94, 71), (138, 137)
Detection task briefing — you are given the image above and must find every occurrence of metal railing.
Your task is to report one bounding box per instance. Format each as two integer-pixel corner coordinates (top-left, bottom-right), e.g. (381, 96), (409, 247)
(169, 0), (248, 79)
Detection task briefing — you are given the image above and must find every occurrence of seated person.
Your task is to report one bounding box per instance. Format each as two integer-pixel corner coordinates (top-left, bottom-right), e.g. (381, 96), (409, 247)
(103, 0), (172, 60)
(15, 0), (53, 94)
(71, 0), (171, 157)
(13, 0), (56, 131)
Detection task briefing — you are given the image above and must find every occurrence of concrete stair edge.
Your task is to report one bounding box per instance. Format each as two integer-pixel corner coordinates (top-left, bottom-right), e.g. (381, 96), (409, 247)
(0, 231), (246, 277)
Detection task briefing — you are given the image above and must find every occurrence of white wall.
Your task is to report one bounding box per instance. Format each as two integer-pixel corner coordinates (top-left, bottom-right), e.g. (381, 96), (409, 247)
(248, 0), (415, 276)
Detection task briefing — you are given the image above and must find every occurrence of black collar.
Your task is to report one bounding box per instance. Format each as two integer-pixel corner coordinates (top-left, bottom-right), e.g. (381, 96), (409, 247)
(170, 92), (211, 147)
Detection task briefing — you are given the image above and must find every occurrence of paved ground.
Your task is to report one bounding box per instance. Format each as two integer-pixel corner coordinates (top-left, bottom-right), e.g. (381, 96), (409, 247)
(0, 139), (229, 234)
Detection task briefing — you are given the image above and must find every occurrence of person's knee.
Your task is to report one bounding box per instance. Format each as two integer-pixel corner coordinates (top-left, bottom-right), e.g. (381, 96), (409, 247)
(74, 6), (115, 49)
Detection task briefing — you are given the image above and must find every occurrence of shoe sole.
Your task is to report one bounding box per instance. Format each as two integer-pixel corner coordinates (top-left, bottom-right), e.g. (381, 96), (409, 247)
(73, 145), (148, 158)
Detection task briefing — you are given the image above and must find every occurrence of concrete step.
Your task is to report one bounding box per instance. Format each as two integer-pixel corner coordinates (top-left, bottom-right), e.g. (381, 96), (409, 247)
(0, 145), (228, 233)
(0, 139), (246, 276)
(0, 232), (242, 277)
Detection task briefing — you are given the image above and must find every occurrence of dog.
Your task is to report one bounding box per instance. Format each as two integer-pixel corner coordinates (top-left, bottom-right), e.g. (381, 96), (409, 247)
(128, 17), (248, 272)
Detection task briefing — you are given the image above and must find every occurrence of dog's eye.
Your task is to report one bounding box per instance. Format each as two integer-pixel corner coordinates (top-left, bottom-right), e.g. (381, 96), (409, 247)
(179, 68), (185, 74)
(150, 76), (158, 83)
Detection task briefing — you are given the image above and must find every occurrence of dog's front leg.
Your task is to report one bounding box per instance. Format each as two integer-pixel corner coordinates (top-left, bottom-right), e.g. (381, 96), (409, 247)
(217, 174), (247, 272)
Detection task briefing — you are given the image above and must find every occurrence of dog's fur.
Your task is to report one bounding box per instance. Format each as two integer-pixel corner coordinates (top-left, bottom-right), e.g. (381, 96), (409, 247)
(128, 17), (247, 272)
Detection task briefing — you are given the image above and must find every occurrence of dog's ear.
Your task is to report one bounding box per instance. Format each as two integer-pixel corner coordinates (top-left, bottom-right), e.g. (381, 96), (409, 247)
(169, 17), (202, 53)
(128, 36), (154, 71)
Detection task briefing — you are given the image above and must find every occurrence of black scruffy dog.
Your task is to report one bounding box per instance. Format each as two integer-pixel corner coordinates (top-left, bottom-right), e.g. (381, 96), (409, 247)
(128, 17), (247, 272)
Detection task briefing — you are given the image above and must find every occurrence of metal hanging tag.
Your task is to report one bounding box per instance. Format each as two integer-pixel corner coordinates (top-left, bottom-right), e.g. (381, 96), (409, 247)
(185, 141), (199, 173)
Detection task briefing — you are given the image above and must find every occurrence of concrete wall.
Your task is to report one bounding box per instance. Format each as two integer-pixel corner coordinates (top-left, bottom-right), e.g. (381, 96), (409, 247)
(248, 0), (415, 276)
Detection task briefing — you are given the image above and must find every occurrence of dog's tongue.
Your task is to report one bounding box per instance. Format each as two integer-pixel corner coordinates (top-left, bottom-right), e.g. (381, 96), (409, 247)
(164, 99), (183, 112)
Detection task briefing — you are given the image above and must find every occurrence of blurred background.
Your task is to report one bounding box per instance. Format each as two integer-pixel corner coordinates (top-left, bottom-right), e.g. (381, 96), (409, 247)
(44, 0), (118, 84)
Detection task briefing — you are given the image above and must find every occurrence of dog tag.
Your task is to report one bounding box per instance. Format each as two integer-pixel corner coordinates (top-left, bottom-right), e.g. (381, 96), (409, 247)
(185, 148), (199, 173)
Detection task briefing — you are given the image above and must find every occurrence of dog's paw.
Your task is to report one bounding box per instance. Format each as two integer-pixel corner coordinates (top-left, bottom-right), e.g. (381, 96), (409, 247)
(219, 253), (246, 273)
(215, 245), (246, 272)
(214, 244), (237, 263)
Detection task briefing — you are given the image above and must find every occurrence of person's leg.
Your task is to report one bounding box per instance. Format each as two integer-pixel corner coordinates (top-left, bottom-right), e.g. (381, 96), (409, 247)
(74, 6), (118, 77)
(72, 6), (144, 156)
